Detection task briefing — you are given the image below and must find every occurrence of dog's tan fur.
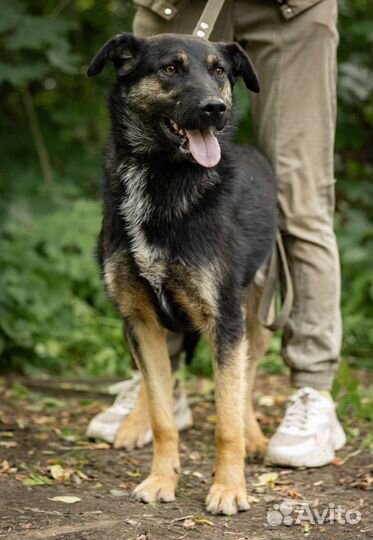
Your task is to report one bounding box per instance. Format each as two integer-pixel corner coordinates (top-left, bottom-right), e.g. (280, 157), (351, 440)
(127, 75), (176, 109)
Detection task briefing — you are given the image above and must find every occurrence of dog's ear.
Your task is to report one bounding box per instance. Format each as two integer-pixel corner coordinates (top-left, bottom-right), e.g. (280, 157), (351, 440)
(218, 42), (260, 93)
(87, 33), (146, 78)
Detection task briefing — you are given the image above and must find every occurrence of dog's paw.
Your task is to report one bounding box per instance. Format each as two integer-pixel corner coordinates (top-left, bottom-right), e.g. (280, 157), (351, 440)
(206, 483), (249, 515)
(133, 474), (177, 503)
(245, 432), (268, 457)
(113, 413), (151, 450)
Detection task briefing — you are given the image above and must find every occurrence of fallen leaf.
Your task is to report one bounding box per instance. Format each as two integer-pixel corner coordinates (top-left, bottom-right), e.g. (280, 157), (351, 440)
(34, 433), (49, 441)
(192, 471), (204, 479)
(49, 465), (66, 481)
(194, 517), (214, 526)
(33, 416), (54, 425)
(48, 496), (81, 504)
(189, 451), (201, 461)
(89, 442), (111, 449)
(247, 495), (259, 504)
(255, 472), (279, 488)
(275, 484), (304, 499)
(258, 395), (275, 407)
(303, 522), (311, 536)
(76, 470), (90, 481)
(127, 469), (142, 478)
(0, 460), (11, 473)
(0, 441), (17, 448)
(206, 415), (217, 424)
(23, 473), (53, 486)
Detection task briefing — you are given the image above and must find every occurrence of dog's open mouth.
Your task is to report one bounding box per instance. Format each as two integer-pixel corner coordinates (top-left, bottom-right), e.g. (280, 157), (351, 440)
(162, 118), (221, 168)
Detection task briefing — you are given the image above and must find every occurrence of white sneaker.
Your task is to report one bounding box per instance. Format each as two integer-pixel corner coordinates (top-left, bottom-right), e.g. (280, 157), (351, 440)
(266, 387), (346, 468)
(86, 373), (193, 444)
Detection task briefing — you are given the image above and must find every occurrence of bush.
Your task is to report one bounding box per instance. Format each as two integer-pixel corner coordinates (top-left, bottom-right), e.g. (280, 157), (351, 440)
(0, 195), (131, 376)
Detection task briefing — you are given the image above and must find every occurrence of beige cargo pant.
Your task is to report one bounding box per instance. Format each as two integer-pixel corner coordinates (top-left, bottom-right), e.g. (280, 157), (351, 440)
(132, 0), (342, 390)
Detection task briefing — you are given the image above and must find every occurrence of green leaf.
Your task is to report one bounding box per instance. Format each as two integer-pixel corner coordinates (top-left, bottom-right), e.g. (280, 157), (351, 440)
(5, 16), (73, 51)
(23, 472), (54, 486)
(46, 48), (79, 75)
(0, 60), (49, 85)
(0, 0), (25, 33)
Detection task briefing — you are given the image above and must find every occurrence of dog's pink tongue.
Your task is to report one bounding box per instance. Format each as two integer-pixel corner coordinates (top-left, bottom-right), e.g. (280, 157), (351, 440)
(185, 128), (221, 168)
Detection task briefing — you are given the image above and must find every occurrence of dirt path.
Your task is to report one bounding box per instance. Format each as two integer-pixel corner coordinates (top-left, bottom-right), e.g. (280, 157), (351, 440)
(0, 375), (372, 540)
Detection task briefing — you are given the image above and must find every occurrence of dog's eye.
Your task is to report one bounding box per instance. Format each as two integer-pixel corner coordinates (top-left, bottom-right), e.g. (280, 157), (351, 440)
(215, 67), (225, 77)
(163, 65), (177, 75)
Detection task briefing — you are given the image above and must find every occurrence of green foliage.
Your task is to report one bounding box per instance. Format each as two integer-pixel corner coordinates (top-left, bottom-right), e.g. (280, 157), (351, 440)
(332, 359), (373, 422)
(0, 0), (78, 85)
(335, 177), (373, 365)
(0, 194), (131, 376)
(334, 0), (373, 364)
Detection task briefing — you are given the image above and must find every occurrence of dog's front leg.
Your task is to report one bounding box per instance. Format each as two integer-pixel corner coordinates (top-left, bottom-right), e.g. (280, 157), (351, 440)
(206, 334), (249, 515)
(125, 318), (179, 503)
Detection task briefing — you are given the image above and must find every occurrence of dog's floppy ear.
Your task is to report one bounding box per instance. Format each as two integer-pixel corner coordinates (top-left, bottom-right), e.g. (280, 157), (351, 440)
(87, 32), (146, 78)
(218, 42), (260, 93)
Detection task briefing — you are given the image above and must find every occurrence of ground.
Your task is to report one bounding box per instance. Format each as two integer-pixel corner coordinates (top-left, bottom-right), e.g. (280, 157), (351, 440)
(0, 373), (372, 540)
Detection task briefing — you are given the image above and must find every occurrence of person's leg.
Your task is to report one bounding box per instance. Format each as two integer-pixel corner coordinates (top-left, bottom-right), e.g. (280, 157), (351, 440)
(234, 0), (341, 391)
(234, 0), (345, 466)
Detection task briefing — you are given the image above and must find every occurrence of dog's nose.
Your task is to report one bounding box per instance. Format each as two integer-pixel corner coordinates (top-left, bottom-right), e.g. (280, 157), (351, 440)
(200, 98), (226, 116)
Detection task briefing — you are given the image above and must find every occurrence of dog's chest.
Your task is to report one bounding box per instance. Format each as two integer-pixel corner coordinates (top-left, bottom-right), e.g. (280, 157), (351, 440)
(117, 163), (180, 291)
(113, 162), (221, 331)
(146, 258), (219, 333)
(105, 244), (219, 333)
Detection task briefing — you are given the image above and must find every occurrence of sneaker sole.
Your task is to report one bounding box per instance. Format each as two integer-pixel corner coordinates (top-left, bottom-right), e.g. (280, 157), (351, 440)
(266, 445), (335, 468)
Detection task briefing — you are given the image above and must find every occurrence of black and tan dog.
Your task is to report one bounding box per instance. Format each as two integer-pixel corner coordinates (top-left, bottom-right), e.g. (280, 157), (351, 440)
(88, 32), (277, 515)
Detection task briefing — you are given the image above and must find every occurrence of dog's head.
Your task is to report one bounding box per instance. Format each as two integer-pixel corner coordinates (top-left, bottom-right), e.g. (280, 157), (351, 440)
(88, 33), (259, 168)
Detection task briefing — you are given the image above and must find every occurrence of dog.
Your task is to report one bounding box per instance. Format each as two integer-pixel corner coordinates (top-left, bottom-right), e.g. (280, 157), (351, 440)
(88, 32), (277, 515)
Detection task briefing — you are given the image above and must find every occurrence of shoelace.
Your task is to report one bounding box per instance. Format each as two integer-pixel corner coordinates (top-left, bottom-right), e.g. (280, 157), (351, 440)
(282, 388), (321, 432)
